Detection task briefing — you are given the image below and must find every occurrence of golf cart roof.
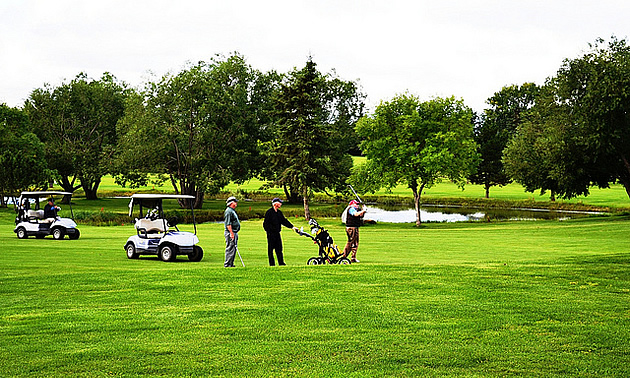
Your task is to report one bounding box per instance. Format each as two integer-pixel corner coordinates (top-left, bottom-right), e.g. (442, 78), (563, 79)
(128, 194), (196, 218)
(20, 191), (73, 198)
(130, 194), (195, 200)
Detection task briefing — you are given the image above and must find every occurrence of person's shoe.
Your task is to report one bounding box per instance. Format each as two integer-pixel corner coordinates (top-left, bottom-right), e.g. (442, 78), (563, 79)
(351, 258), (360, 263)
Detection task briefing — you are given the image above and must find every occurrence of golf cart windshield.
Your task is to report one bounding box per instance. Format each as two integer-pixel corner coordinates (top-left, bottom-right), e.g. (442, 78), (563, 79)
(128, 194), (197, 234)
(17, 191), (75, 218)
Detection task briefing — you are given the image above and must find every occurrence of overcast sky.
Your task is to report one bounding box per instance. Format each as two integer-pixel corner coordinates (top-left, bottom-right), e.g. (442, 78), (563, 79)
(2, 0), (630, 113)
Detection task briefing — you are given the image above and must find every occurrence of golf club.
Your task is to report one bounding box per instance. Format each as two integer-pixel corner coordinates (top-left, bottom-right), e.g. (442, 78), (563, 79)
(236, 247), (245, 267)
(348, 184), (363, 204)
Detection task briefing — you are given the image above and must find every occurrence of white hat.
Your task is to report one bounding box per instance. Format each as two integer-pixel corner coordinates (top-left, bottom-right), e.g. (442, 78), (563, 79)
(226, 196), (238, 205)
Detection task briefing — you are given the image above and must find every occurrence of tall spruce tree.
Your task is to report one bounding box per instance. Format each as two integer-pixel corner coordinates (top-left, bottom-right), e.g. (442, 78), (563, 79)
(266, 58), (364, 219)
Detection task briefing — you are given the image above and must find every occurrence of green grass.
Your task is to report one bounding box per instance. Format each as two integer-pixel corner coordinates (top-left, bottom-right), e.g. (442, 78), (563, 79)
(1, 208), (629, 376)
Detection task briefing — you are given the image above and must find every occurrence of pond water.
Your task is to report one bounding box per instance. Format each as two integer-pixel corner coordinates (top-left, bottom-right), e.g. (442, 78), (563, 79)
(364, 205), (604, 223)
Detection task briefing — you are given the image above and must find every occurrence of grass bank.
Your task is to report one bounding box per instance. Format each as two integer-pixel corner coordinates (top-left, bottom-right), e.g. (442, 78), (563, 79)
(1, 215), (629, 376)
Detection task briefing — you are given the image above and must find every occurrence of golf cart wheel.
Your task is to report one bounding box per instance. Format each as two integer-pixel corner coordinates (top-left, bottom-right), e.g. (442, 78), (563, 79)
(125, 243), (138, 259)
(158, 245), (176, 262)
(16, 227), (28, 239)
(188, 246), (203, 262)
(337, 257), (351, 265)
(52, 228), (65, 240)
(307, 257), (322, 265)
(68, 229), (80, 240)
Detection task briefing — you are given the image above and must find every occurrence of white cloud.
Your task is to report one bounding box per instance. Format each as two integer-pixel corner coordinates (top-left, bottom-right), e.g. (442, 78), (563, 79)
(1, 0), (630, 112)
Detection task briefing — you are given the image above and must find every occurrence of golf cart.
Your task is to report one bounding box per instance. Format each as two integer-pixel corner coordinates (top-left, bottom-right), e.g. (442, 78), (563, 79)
(13, 191), (80, 240)
(124, 194), (203, 262)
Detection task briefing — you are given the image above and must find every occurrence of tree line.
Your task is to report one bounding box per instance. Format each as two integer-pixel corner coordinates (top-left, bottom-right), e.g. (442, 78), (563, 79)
(2, 37), (630, 225)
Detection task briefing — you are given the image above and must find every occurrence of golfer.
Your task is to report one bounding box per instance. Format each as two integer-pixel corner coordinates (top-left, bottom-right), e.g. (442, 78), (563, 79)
(263, 198), (298, 266)
(342, 200), (366, 263)
(43, 198), (60, 222)
(224, 196), (240, 268)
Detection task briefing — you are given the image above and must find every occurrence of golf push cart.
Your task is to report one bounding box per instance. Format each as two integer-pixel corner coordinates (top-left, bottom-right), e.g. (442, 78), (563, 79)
(13, 191), (80, 240)
(124, 194), (203, 262)
(297, 218), (351, 265)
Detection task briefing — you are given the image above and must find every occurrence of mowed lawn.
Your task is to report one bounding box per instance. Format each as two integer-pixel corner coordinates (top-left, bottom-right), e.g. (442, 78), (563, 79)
(1, 205), (629, 376)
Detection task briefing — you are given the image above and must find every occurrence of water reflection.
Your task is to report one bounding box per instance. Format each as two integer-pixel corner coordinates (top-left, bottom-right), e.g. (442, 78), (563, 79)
(364, 205), (603, 223)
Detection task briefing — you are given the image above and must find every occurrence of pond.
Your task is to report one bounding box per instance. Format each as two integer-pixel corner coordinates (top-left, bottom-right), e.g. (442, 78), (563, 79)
(364, 205), (604, 223)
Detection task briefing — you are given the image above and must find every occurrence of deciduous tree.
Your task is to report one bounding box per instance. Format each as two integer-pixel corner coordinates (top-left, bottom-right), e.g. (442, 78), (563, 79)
(24, 73), (128, 201)
(0, 104), (52, 205)
(352, 94), (479, 226)
(505, 37), (630, 200)
(115, 54), (273, 208)
(471, 83), (539, 198)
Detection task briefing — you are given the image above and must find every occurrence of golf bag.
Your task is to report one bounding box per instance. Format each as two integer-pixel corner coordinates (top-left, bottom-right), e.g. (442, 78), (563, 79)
(297, 218), (351, 265)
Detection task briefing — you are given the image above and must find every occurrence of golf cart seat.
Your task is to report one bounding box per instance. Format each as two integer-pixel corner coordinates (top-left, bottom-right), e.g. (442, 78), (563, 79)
(135, 218), (169, 236)
(27, 210), (45, 220)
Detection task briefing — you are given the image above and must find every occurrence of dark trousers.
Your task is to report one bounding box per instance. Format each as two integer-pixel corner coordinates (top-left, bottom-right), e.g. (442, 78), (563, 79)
(267, 232), (285, 266)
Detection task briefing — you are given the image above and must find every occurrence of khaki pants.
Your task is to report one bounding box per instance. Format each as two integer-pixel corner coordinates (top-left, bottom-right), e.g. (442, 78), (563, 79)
(342, 227), (359, 259)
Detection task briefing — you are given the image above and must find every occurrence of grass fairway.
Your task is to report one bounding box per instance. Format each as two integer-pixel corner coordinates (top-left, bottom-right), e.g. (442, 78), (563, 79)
(1, 208), (630, 376)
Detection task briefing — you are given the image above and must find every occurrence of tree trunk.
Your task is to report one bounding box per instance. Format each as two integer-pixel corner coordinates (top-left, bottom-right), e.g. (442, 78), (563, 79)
(302, 186), (311, 221)
(485, 183), (490, 199)
(283, 184), (301, 204)
(411, 180), (425, 227)
(59, 176), (80, 204)
(175, 179), (204, 209)
(82, 181), (101, 200)
(618, 175), (630, 200)
(193, 190), (204, 209)
(619, 155), (630, 199)
(84, 187), (98, 200)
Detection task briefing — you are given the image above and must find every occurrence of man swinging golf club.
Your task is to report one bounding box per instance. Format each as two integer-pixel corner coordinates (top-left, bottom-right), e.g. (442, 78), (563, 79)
(342, 199), (366, 263)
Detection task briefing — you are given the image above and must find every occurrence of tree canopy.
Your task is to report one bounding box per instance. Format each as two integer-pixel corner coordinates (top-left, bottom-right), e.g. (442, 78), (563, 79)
(115, 54), (274, 208)
(24, 73), (128, 201)
(353, 94), (479, 226)
(504, 37), (630, 200)
(470, 83), (539, 198)
(0, 104), (52, 206)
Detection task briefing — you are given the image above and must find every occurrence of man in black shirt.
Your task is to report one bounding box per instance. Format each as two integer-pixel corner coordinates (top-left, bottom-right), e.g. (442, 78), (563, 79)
(43, 198), (60, 220)
(263, 198), (298, 266)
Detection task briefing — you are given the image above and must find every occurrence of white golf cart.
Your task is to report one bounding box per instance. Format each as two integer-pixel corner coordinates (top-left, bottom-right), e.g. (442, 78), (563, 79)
(13, 191), (80, 240)
(124, 194), (203, 262)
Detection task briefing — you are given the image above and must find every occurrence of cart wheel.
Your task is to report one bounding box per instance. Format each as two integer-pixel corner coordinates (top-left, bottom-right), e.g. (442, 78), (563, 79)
(189, 246), (203, 262)
(126, 243), (138, 259)
(52, 228), (65, 240)
(68, 229), (80, 240)
(16, 227), (27, 239)
(307, 257), (322, 265)
(337, 257), (351, 265)
(158, 245), (176, 262)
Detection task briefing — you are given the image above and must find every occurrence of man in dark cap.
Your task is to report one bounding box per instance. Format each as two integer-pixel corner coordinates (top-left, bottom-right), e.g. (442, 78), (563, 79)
(263, 198), (298, 266)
